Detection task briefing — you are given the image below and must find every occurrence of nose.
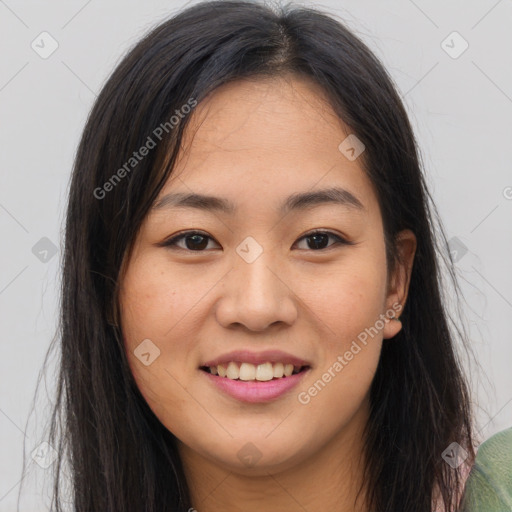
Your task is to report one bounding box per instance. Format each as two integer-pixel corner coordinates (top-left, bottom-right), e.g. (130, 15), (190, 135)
(214, 246), (298, 332)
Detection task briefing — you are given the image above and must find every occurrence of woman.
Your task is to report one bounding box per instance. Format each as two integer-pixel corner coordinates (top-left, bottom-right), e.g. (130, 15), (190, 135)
(40, 0), (483, 510)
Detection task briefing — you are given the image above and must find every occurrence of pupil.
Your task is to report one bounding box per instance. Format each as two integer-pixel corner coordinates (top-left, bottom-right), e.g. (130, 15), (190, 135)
(308, 233), (328, 250)
(186, 234), (208, 250)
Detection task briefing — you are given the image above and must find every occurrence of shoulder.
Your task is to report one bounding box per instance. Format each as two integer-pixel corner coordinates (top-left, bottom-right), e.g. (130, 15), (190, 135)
(460, 427), (512, 512)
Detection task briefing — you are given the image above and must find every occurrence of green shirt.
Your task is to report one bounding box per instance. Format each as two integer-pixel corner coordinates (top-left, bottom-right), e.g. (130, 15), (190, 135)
(460, 427), (512, 511)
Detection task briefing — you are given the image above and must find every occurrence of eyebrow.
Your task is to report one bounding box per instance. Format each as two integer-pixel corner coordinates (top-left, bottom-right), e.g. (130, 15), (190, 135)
(151, 186), (365, 215)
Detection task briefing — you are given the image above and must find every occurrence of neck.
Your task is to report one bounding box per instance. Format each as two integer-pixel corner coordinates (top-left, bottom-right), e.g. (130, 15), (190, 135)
(178, 400), (370, 512)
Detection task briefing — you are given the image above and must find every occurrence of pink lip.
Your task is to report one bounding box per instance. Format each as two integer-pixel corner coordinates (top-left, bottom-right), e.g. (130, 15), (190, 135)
(201, 367), (311, 403)
(201, 349), (311, 368)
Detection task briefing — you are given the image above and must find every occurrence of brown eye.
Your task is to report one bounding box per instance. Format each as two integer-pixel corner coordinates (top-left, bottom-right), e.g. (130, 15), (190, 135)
(162, 231), (219, 251)
(160, 229), (353, 253)
(294, 230), (351, 251)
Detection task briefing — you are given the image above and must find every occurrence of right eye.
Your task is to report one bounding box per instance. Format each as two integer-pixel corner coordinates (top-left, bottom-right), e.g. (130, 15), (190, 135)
(161, 230), (221, 251)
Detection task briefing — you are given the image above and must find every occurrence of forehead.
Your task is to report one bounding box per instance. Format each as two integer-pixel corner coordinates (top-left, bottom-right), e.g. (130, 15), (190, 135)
(178, 74), (346, 160)
(155, 75), (378, 218)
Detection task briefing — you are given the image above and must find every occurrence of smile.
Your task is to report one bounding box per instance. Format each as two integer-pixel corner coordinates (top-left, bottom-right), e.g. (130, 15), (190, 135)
(200, 361), (309, 381)
(200, 363), (311, 403)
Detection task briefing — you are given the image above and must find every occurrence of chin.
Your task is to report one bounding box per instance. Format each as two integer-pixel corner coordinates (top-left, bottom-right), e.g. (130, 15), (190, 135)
(201, 435), (313, 476)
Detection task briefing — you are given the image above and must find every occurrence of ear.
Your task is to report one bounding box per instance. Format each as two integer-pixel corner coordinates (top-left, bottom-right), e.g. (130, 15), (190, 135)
(382, 229), (417, 340)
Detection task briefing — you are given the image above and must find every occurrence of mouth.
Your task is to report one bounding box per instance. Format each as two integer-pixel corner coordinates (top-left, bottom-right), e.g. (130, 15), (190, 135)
(199, 362), (311, 381)
(199, 350), (312, 402)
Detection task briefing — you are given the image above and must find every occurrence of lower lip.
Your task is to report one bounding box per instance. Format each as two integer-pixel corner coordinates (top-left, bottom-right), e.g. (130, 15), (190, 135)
(201, 368), (311, 403)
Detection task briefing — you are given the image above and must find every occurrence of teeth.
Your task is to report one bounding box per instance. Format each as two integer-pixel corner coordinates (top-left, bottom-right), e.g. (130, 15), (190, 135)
(273, 362), (284, 378)
(239, 362), (256, 381)
(256, 362), (274, 381)
(226, 361), (239, 379)
(205, 361), (306, 381)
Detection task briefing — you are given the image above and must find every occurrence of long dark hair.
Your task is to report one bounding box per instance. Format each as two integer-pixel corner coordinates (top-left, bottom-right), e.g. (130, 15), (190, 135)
(26, 0), (477, 510)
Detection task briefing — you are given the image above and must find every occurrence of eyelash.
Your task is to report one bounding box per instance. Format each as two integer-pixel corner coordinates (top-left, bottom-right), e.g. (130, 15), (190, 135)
(161, 229), (353, 252)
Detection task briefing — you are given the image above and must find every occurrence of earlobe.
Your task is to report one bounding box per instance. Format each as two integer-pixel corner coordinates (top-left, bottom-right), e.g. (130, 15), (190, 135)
(383, 315), (403, 339)
(383, 229), (417, 340)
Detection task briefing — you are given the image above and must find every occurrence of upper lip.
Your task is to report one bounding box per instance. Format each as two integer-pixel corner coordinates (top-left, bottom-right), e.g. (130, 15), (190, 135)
(201, 350), (311, 368)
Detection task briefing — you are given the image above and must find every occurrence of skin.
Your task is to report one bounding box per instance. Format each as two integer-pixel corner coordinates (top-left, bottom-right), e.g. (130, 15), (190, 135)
(119, 73), (416, 512)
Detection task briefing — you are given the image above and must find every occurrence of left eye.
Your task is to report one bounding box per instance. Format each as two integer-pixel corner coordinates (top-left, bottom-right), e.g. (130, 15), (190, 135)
(294, 230), (349, 250)
(161, 230), (351, 252)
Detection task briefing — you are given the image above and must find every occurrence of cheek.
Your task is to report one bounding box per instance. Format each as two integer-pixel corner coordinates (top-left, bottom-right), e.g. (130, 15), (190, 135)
(291, 249), (386, 416)
(120, 253), (221, 347)
(119, 258), (211, 415)
(293, 289), (384, 450)
(296, 250), (388, 347)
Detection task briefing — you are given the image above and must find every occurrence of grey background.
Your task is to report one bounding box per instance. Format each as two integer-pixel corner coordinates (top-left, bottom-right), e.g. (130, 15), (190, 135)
(1, 0), (511, 509)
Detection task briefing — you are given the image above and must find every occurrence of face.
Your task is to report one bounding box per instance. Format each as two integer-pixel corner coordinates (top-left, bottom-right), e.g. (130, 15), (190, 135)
(119, 74), (416, 476)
